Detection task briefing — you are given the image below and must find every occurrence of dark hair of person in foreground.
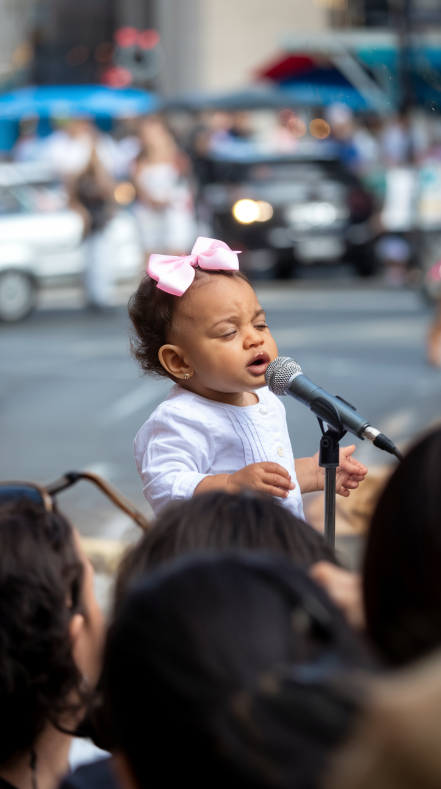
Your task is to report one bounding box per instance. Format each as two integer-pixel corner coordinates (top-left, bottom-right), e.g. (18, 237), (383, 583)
(88, 491), (336, 753)
(113, 490), (336, 617)
(363, 426), (441, 666)
(0, 500), (84, 763)
(105, 554), (373, 789)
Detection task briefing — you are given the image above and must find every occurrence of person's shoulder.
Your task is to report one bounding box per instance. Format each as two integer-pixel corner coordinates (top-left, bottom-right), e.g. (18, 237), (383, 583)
(60, 758), (117, 789)
(156, 384), (208, 417)
(134, 385), (214, 444)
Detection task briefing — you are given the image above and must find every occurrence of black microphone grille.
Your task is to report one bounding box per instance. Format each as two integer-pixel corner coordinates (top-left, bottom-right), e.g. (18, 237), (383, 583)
(265, 357), (302, 395)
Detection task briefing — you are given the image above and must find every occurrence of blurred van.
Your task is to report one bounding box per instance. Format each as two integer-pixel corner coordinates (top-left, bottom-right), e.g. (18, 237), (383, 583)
(0, 163), (143, 322)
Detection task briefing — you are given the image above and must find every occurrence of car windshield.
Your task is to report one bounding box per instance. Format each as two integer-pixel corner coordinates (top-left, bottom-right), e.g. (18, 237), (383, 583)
(249, 163), (328, 181)
(2, 182), (68, 214)
(208, 158), (350, 186)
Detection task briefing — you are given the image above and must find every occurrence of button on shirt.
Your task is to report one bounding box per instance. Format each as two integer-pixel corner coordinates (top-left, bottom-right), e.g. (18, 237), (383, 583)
(134, 384), (304, 519)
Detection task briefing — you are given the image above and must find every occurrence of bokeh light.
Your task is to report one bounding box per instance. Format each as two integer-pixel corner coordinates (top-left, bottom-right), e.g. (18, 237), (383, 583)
(12, 42), (33, 68)
(256, 201), (274, 221)
(114, 182), (136, 205)
(95, 42), (115, 63)
(233, 199), (273, 223)
(101, 65), (133, 87)
(233, 199), (260, 223)
(309, 118), (331, 139)
(114, 27), (138, 48)
(278, 108), (294, 125)
(138, 30), (161, 50)
(65, 46), (89, 67)
(287, 116), (307, 138)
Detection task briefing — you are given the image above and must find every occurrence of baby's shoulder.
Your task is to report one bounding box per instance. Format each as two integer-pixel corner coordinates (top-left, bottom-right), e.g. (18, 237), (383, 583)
(135, 385), (217, 441)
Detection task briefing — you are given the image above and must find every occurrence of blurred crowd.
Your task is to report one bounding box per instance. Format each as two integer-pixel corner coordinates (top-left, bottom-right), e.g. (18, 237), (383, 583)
(2, 425), (441, 789)
(9, 115), (199, 307)
(10, 104), (441, 285)
(6, 105), (441, 362)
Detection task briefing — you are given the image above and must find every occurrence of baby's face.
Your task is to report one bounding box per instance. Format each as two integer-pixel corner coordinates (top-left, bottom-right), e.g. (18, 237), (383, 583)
(171, 276), (278, 397)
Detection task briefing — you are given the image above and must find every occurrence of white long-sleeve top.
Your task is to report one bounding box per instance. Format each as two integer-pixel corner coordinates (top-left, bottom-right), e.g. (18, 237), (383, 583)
(134, 384), (304, 519)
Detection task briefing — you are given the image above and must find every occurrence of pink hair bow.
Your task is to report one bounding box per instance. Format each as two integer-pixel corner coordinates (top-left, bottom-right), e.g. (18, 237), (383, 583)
(147, 237), (240, 296)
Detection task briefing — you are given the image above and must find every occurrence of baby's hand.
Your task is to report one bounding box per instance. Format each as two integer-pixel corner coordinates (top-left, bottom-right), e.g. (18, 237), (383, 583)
(335, 445), (367, 497)
(310, 445), (367, 497)
(227, 462), (295, 499)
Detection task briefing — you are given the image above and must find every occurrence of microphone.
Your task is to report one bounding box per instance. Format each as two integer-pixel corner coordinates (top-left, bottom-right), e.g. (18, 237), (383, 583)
(265, 356), (403, 461)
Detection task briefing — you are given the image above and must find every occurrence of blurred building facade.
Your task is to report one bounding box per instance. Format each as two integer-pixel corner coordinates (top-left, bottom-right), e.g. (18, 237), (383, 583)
(0, 0), (35, 88)
(0, 0), (329, 94)
(3, 0), (441, 97)
(156, 0), (328, 94)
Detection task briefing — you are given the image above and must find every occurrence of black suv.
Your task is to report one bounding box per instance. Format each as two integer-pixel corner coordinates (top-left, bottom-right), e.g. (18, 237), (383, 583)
(197, 151), (377, 278)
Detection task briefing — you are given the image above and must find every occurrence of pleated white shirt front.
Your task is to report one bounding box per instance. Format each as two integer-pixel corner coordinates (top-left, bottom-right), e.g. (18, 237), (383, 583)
(134, 383), (304, 519)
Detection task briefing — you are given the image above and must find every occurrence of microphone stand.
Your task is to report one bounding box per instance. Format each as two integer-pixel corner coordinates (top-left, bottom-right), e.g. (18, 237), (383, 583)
(316, 401), (347, 549)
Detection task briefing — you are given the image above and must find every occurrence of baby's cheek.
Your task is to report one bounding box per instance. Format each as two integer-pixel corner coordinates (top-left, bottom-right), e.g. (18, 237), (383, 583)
(266, 333), (279, 357)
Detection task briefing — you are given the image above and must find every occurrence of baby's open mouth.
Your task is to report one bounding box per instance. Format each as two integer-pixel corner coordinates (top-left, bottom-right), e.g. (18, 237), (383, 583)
(247, 353), (270, 376)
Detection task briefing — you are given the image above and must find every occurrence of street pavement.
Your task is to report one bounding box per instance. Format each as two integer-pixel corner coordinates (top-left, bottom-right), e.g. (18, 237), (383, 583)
(0, 279), (440, 545)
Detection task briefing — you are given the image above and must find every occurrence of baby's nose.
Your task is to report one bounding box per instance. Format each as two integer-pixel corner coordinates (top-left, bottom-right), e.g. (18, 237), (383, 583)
(246, 330), (264, 346)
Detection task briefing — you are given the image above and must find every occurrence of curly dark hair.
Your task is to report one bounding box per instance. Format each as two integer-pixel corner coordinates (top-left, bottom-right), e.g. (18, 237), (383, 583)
(128, 269), (251, 379)
(0, 500), (85, 762)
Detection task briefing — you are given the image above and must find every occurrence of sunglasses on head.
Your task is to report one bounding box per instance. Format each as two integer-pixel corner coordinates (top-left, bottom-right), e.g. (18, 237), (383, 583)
(0, 471), (150, 531)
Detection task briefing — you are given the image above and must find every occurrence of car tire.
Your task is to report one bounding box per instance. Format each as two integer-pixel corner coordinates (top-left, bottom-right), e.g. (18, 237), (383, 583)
(0, 270), (37, 323)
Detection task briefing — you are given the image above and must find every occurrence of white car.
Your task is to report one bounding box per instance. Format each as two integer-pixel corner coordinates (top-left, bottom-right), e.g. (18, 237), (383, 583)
(0, 162), (144, 321)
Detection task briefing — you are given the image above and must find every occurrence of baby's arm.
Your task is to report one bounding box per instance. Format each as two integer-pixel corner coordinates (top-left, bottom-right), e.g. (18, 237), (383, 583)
(136, 410), (294, 514)
(195, 463), (295, 499)
(296, 445), (367, 497)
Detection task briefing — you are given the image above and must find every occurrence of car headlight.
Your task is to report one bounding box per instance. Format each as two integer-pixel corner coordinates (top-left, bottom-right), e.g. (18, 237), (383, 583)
(287, 202), (338, 228)
(232, 199), (273, 224)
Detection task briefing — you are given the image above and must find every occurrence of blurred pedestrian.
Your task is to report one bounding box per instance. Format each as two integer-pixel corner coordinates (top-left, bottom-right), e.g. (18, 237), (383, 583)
(190, 125), (218, 189)
(375, 235), (411, 287)
(69, 146), (117, 308)
(132, 117), (197, 259)
(229, 111), (253, 140)
(380, 113), (412, 167)
(40, 118), (117, 178)
(12, 115), (42, 162)
(326, 103), (362, 173)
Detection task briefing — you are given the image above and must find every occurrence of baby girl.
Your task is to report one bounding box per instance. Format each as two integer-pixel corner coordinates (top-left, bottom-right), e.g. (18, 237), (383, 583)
(130, 237), (367, 516)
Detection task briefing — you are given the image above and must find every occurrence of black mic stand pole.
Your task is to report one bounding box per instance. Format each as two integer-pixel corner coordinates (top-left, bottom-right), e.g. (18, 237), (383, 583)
(316, 402), (347, 549)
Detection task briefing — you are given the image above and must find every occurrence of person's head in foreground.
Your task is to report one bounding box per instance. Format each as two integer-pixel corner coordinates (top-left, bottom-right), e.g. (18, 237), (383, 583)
(0, 500), (104, 789)
(128, 238), (278, 402)
(113, 490), (336, 616)
(364, 425), (441, 666)
(105, 554), (374, 789)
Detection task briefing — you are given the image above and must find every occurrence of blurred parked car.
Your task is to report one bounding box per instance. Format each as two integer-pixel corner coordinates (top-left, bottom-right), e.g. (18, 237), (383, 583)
(0, 163), (143, 322)
(198, 152), (378, 278)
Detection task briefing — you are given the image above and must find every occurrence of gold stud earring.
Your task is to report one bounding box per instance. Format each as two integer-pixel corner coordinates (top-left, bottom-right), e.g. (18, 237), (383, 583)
(184, 373), (190, 380)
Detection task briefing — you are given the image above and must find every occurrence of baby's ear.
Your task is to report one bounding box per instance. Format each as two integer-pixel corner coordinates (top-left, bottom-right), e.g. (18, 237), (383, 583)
(158, 344), (193, 380)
